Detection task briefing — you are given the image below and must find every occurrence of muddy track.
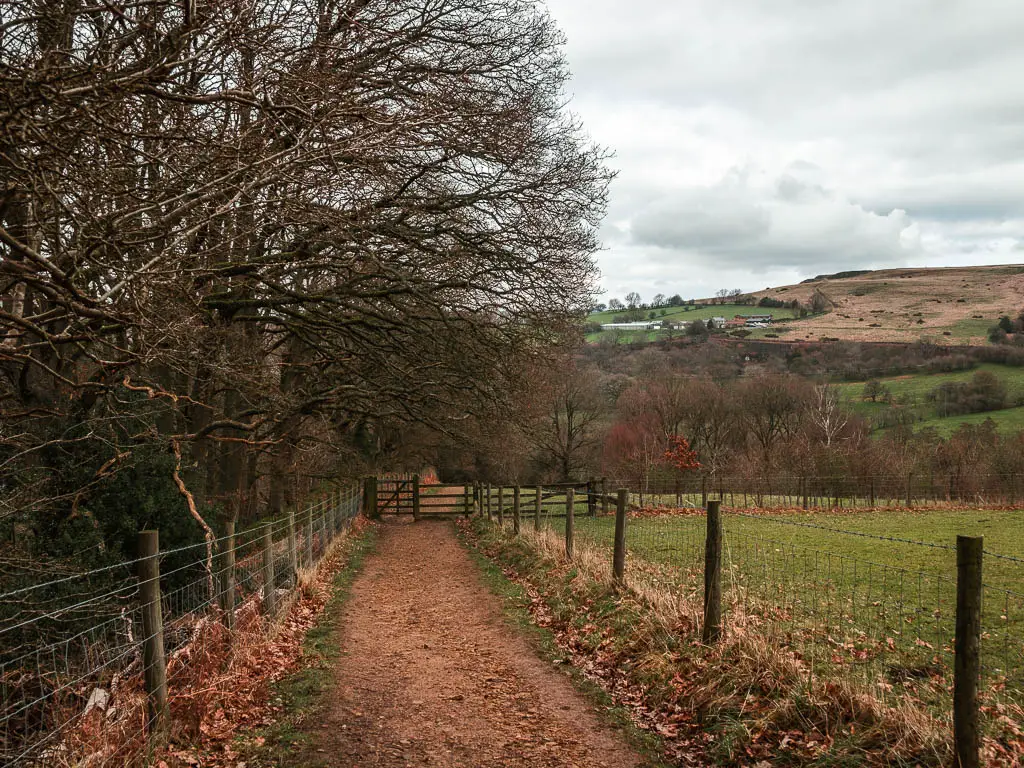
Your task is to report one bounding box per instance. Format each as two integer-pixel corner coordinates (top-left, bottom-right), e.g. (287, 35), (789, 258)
(308, 519), (642, 767)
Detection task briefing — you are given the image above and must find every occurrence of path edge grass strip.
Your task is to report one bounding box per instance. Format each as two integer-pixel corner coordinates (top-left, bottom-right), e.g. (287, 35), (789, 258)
(241, 523), (378, 767)
(455, 519), (673, 768)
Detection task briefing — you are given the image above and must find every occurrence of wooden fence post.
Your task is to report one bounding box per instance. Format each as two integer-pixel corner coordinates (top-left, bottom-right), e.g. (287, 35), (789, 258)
(413, 474), (421, 521)
(304, 505), (314, 567)
(365, 476), (379, 519)
(565, 487), (575, 560)
(613, 489), (628, 585)
(263, 524), (276, 617)
(534, 485), (542, 532)
(219, 520), (236, 630)
(955, 536), (983, 768)
(601, 478), (609, 517)
(287, 510), (298, 583)
(512, 486), (521, 535)
(464, 484), (471, 517)
(497, 486), (505, 527)
(138, 530), (168, 742)
(702, 500), (722, 643)
(587, 477), (596, 517)
(701, 475), (707, 508)
(486, 483), (492, 520)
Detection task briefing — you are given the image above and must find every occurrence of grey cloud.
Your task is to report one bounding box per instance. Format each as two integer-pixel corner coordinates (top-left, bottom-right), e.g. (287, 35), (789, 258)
(627, 168), (919, 271)
(543, 0), (1024, 297)
(630, 185), (770, 250)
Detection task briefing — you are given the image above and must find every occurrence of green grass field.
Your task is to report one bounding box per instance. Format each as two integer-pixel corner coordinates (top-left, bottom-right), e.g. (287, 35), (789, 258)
(588, 302), (794, 326)
(541, 508), (1024, 707)
(834, 363), (1024, 435)
(836, 363), (1024, 411)
(907, 405), (1024, 436)
(584, 303), (795, 344)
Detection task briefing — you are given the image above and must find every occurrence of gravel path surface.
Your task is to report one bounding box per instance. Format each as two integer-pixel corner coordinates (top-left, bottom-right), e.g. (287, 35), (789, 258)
(311, 519), (641, 767)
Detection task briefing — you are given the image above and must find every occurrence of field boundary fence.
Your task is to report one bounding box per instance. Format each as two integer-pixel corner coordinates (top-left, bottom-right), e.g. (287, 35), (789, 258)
(477, 480), (1024, 768)
(0, 481), (366, 766)
(600, 472), (1024, 511)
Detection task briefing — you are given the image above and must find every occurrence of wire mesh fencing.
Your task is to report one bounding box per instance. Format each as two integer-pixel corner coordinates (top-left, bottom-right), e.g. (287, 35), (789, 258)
(602, 473), (1024, 511)
(478, 485), (1023, 758)
(0, 483), (364, 766)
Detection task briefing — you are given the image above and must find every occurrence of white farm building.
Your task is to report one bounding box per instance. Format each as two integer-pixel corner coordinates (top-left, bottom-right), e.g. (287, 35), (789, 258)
(600, 321), (661, 331)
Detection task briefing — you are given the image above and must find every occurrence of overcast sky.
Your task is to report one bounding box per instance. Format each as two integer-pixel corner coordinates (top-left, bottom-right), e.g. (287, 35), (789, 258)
(545, 0), (1024, 304)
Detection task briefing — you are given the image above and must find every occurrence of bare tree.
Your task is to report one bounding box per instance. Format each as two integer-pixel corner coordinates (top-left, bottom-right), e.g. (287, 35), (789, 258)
(809, 382), (849, 447)
(525, 362), (606, 481)
(0, 0), (612, 567)
(739, 375), (811, 464)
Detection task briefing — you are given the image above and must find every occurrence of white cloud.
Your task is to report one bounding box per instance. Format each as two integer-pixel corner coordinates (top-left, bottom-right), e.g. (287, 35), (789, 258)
(629, 166), (920, 270)
(545, 0), (1024, 300)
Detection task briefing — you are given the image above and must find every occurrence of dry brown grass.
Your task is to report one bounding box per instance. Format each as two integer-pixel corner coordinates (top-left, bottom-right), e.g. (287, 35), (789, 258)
(46, 517), (370, 767)
(750, 264), (1024, 344)
(505, 525), (966, 765)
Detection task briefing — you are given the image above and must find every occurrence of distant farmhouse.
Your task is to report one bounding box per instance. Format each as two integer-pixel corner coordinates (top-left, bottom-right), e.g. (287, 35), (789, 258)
(600, 321), (661, 331)
(735, 314), (773, 328)
(598, 315), (736, 333)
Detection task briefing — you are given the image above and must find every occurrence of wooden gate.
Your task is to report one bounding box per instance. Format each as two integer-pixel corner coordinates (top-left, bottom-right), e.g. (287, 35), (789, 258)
(376, 477), (415, 515)
(375, 476), (474, 519)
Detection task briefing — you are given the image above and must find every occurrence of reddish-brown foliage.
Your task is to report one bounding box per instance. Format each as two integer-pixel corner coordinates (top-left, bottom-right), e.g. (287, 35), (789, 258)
(661, 435), (701, 473)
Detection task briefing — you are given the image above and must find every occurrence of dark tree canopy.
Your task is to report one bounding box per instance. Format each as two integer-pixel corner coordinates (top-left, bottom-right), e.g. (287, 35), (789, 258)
(0, 0), (612, 567)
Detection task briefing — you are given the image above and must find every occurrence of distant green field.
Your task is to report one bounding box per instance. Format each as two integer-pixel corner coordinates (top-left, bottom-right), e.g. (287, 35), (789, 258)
(588, 302), (793, 325)
(836, 363), (1024, 408)
(585, 303), (794, 343)
(907, 406), (1024, 437)
(835, 363), (1024, 434)
(948, 317), (994, 341)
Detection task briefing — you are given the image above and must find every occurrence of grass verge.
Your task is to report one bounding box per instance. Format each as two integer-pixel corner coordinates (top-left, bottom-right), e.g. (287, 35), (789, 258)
(460, 517), (1024, 766)
(239, 523), (377, 767)
(455, 519), (672, 768)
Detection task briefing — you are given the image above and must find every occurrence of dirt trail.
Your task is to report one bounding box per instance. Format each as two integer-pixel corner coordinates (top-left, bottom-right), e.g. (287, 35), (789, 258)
(311, 519), (642, 767)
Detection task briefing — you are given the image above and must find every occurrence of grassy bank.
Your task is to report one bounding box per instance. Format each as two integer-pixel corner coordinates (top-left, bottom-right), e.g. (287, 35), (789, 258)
(455, 520), (671, 767)
(466, 517), (1023, 766)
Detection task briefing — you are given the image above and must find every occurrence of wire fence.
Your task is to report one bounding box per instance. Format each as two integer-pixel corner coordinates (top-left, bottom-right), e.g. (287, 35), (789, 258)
(0, 484), (363, 767)
(480, 480), (1024, 757)
(601, 473), (1024, 511)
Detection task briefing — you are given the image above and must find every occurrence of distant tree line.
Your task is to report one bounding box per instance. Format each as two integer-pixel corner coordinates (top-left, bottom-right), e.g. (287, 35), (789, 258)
(442, 335), (1024, 505)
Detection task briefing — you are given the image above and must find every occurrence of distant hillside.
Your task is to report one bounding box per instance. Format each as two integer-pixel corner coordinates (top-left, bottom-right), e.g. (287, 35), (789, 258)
(748, 264), (1024, 345)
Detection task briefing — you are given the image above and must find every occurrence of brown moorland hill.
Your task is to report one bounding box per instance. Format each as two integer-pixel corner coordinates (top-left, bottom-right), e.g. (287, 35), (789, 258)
(748, 264), (1024, 344)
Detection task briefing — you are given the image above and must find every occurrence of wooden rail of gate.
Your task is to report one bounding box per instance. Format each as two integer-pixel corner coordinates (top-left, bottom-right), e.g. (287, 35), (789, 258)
(376, 477), (415, 516)
(370, 475), (614, 521)
(374, 475), (474, 518)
